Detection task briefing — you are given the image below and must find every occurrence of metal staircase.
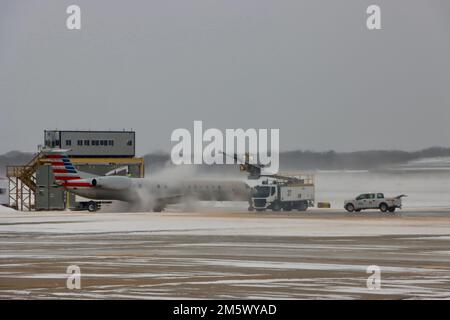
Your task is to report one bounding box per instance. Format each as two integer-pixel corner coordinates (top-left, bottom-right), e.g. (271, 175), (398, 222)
(6, 152), (43, 210)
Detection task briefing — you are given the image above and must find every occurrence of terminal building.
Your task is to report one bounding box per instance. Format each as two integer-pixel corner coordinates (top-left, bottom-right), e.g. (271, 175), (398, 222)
(44, 130), (136, 157)
(7, 130), (144, 211)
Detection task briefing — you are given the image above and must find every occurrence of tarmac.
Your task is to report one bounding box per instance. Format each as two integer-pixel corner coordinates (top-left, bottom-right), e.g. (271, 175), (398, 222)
(1, 207), (450, 299)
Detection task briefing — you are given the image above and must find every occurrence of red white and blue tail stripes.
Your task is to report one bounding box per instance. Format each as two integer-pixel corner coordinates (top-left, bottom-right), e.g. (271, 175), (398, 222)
(43, 150), (92, 187)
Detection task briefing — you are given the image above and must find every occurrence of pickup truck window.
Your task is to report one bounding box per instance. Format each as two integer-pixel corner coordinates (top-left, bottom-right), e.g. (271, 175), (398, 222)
(377, 193), (384, 198)
(356, 194), (367, 200)
(368, 194), (375, 199)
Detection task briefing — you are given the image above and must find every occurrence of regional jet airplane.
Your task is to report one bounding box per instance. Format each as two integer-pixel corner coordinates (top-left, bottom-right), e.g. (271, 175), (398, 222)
(43, 149), (251, 211)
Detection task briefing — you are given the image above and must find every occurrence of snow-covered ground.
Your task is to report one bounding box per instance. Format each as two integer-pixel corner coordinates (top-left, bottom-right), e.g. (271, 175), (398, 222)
(1, 209), (450, 299)
(0, 208), (449, 236)
(0, 205), (16, 214)
(398, 156), (450, 170)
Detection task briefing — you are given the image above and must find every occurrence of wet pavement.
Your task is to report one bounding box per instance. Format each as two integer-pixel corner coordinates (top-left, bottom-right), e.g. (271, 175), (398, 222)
(0, 208), (450, 299)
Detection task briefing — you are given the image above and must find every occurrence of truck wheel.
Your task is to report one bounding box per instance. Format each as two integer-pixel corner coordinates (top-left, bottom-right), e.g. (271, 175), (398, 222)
(296, 201), (308, 212)
(153, 206), (165, 212)
(379, 203), (388, 212)
(388, 207), (396, 213)
(87, 201), (97, 212)
(272, 202), (282, 212)
(345, 203), (355, 212)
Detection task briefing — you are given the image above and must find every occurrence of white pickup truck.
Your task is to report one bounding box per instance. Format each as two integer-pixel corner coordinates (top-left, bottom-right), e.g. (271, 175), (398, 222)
(344, 193), (406, 213)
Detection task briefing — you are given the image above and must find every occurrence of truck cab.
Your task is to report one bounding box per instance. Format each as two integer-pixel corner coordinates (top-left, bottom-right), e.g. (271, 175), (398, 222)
(252, 184), (277, 210)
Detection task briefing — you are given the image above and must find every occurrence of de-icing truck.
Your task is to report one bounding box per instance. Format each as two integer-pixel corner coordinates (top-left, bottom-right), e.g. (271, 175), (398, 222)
(249, 174), (315, 212)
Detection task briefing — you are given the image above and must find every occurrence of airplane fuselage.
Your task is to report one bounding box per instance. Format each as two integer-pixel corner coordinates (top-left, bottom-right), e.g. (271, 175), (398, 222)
(42, 149), (251, 211)
(66, 177), (251, 205)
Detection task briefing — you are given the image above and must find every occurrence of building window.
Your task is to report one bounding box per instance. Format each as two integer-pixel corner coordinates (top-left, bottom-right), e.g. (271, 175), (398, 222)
(100, 140), (104, 146)
(0, 188), (5, 195)
(77, 140), (83, 146)
(108, 140), (114, 146)
(127, 140), (133, 146)
(84, 140), (90, 146)
(65, 140), (72, 146)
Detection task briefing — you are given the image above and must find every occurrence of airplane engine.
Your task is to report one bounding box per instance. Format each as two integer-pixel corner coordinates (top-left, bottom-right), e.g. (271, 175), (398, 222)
(91, 176), (132, 190)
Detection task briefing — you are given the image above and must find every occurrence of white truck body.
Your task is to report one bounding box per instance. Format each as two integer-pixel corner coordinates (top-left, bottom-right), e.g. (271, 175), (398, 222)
(251, 176), (315, 212)
(280, 185), (314, 202)
(344, 193), (405, 213)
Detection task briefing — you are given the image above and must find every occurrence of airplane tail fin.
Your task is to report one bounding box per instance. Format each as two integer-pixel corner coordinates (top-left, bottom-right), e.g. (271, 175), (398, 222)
(41, 149), (90, 184)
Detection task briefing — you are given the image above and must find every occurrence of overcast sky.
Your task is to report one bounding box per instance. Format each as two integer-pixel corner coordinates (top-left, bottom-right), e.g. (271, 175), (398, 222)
(1, 0), (449, 155)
